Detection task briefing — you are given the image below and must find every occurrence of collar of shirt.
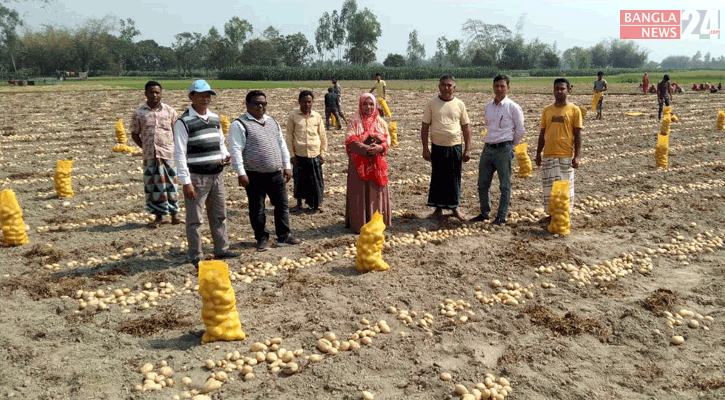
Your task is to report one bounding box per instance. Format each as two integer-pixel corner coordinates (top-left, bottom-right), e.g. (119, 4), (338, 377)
(141, 102), (164, 112)
(188, 105), (217, 121)
(243, 112), (269, 123)
(484, 97), (515, 143)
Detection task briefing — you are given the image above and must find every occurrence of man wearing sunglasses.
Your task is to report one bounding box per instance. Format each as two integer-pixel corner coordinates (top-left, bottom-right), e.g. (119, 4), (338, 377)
(469, 75), (525, 226)
(229, 90), (302, 252)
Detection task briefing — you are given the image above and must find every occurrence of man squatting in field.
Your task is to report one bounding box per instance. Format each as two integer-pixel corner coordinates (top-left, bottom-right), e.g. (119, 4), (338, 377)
(130, 81), (181, 227)
(230, 90), (302, 253)
(421, 74), (471, 221)
(174, 80), (239, 267)
(593, 71), (607, 120)
(286, 90), (327, 212)
(535, 78), (583, 219)
(469, 74), (525, 226)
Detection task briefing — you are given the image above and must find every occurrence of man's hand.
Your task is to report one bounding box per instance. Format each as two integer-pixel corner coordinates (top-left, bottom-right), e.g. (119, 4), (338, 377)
(571, 156), (579, 169)
(283, 169), (293, 182)
(462, 149), (471, 163)
(237, 175), (249, 187)
(220, 155), (231, 166)
(183, 184), (196, 200)
(422, 148), (431, 162)
(290, 156), (296, 165)
(535, 154), (542, 167)
(319, 156), (325, 165)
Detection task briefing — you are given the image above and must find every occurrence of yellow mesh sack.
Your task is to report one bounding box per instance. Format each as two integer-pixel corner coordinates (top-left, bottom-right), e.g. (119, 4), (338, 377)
(330, 113), (339, 130)
(547, 180), (571, 235)
(198, 260), (246, 344)
(0, 189), (29, 246)
(579, 105), (587, 119)
(114, 119), (127, 144)
(655, 134), (669, 169)
(389, 121), (398, 147)
(54, 159), (74, 198)
(717, 110), (725, 130)
(356, 211), (390, 272)
(590, 92), (602, 112)
(514, 142), (532, 178)
(112, 143), (140, 153)
(481, 128), (488, 138)
(377, 97), (392, 118)
(220, 115), (230, 135)
(660, 114), (671, 136)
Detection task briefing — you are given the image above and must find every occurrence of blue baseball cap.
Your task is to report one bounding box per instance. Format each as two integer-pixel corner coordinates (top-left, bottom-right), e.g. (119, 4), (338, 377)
(189, 80), (217, 95)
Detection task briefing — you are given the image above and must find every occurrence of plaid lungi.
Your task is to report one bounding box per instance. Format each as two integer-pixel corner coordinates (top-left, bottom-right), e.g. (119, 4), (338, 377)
(143, 158), (179, 216)
(542, 157), (575, 212)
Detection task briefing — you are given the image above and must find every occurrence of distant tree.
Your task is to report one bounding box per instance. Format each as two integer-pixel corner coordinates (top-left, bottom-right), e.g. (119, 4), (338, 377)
(608, 39), (648, 68)
(471, 48), (496, 67)
(240, 38), (280, 66)
(432, 36), (461, 67)
(704, 51), (711, 64)
(203, 26), (235, 72)
(18, 25), (77, 75)
(406, 29), (425, 66)
(498, 37), (528, 69)
(224, 17), (253, 51)
(562, 46), (591, 69)
(114, 18), (139, 73)
(130, 39), (160, 70)
(314, 12), (333, 61)
(461, 19), (511, 64)
(277, 32), (314, 66)
(331, 10), (345, 61)
(383, 53), (405, 67)
(660, 55), (690, 69)
(262, 26), (281, 41)
(645, 60), (660, 69)
(0, 4), (23, 73)
(344, 7), (381, 64)
(173, 31), (204, 76)
(590, 41), (609, 67)
(73, 15), (116, 72)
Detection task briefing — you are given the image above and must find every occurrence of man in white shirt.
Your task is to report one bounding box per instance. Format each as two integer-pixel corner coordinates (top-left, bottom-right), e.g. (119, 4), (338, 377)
(470, 75), (525, 225)
(229, 90), (302, 252)
(173, 80), (238, 268)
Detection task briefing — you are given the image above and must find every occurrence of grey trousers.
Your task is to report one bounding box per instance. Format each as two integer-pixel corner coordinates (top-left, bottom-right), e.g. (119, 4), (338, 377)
(185, 172), (229, 260)
(477, 143), (513, 220)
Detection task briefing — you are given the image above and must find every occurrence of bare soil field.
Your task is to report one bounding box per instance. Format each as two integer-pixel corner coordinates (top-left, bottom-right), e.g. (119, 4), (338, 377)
(1, 86), (724, 400)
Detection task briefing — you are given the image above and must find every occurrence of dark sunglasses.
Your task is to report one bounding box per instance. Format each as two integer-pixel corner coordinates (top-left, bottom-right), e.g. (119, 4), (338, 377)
(251, 101), (267, 106)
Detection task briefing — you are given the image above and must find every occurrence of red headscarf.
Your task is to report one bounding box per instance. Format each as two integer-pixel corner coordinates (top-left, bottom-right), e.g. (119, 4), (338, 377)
(345, 93), (389, 186)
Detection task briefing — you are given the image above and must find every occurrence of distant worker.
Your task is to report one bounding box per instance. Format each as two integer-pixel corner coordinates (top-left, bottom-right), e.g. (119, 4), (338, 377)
(370, 73), (390, 117)
(332, 77), (342, 97)
(421, 74), (471, 221)
(642, 72), (649, 94)
(657, 75), (672, 120)
(130, 80), (181, 227)
(593, 71), (607, 120)
(535, 78), (582, 220)
(324, 87), (343, 130)
(286, 90), (327, 212)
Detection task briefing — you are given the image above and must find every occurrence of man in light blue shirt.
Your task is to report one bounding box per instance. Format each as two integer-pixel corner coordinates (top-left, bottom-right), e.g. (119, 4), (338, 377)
(470, 75), (525, 225)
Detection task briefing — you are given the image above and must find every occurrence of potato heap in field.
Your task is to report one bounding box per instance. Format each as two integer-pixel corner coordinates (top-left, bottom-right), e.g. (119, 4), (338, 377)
(514, 142), (532, 178)
(198, 261), (246, 344)
(356, 211), (390, 272)
(655, 133), (669, 169)
(0, 189), (29, 246)
(377, 97), (392, 118)
(718, 110), (725, 130)
(54, 159), (74, 198)
(389, 121), (398, 147)
(220, 115), (230, 135)
(547, 180), (571, 235)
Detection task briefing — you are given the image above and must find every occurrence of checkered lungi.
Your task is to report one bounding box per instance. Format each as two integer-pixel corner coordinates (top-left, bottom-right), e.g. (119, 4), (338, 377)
(143, 158), (179, 216)
(542, 157), (575, 213)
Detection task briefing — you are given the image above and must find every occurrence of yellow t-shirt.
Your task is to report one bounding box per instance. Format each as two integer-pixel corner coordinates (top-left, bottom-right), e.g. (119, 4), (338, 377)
(373, 80), (386, 98)
(540, 103), (582, 158)
(422, 96), (470, 147)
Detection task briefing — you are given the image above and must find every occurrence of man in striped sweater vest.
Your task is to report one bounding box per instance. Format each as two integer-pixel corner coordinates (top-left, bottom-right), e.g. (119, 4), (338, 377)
(173, 80), (239, 267)
(229, 90), (303, 252)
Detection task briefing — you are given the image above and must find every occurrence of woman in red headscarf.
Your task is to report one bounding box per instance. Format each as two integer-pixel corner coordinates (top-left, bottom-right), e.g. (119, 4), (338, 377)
(642, 72), (649, 94)
(345, 93), (391, 233)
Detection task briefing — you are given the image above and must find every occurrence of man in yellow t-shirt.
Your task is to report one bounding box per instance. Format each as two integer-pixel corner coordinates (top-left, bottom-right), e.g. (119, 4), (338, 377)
(370, 73), (389, 117)
(535, 78), (582, 216)
(421, 74), (471, 221)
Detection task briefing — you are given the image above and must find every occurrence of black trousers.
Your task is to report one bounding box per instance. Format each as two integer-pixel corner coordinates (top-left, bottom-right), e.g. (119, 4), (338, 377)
(244, 170), (290, 242)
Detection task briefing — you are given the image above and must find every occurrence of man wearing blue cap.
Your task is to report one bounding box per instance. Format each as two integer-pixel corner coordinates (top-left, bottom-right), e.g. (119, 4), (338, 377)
(173, 80), (239, 268)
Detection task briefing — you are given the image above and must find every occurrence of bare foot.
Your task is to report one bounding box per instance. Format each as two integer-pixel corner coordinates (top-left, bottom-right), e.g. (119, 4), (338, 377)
(148, 216), (163, 228)
(170, 214), (182, 225)
(452, 209), (468, 221)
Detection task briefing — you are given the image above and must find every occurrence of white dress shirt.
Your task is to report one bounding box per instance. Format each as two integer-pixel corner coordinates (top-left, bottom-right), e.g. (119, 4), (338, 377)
(483, 97), (525, 145)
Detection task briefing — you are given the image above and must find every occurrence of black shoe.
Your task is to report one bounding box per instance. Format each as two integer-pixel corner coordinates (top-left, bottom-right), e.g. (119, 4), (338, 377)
(215, 250), (240, 259)
(190, 258), (202, 269)
(276, 236), (302, 247)
(257, 237), (269, 252)
(468, 214), (489, 223)
(492, 217), (506, 226)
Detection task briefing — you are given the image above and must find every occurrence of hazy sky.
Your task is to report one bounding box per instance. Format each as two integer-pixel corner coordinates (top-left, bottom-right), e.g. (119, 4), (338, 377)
(12, 0), (725, 64)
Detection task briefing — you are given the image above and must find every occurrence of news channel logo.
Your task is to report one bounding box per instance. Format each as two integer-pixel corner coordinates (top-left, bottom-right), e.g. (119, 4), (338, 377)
(620, 10), (720, 39)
